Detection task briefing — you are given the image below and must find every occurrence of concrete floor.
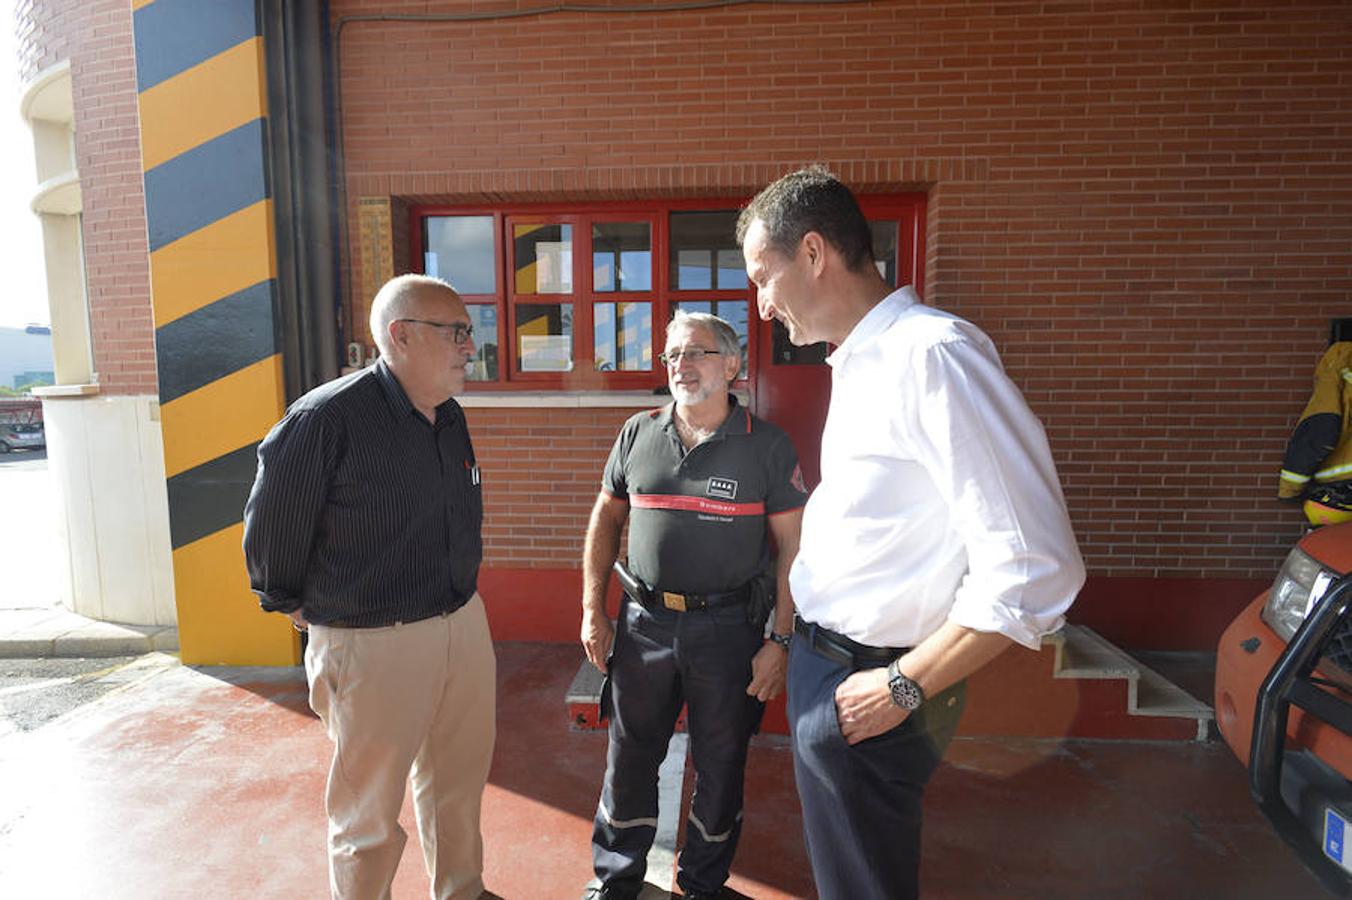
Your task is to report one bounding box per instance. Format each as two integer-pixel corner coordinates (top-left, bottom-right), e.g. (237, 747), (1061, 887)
(0, 642), (1329, 899)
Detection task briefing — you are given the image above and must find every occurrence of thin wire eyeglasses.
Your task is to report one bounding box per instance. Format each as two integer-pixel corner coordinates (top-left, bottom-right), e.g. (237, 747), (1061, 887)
(398, 318), (474, 345)
(658, 348), (724, 366)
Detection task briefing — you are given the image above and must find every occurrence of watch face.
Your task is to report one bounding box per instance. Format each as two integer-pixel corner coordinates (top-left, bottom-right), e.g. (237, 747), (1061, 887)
(888, 665), (923, 710)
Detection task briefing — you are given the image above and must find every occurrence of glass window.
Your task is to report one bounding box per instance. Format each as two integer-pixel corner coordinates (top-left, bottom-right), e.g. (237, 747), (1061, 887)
(870, 220), (899, 286)
(670, 300), (748, 379)
(772, 320), (828, 366)
(593, 223), (652, 292)
(670, 211), (746, 290)
(465, 303), (499, 382)
(594, 301), (652, 372)
(423, 216), (496, 295)
(516, 303), (573, 372)
(514, 224), (573, 294)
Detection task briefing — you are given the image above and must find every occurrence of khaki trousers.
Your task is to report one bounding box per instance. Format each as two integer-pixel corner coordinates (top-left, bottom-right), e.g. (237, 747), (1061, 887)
(306, 593), (497, 900)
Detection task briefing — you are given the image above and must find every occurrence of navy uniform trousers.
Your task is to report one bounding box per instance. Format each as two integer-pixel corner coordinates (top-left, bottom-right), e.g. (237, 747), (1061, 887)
(787, 637), (966, 900)
(592, 595), (765, 897)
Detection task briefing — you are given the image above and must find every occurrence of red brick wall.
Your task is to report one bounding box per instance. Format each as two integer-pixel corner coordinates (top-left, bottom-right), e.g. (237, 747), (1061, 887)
(468, 405), (636, 566)
(16, 0), (154, 396)
(330, 0), (1352, 597)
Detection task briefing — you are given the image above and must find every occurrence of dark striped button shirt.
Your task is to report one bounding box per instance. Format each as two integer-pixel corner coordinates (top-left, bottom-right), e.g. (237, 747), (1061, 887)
(242, 359), (483, 626)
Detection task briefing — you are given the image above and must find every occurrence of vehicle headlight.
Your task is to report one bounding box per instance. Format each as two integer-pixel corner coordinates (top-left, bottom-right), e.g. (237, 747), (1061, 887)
(1261, 546), (1338, 641)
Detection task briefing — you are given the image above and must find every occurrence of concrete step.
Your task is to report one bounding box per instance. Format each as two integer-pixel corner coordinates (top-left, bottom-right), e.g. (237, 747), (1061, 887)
(566, 624), (1216, 742)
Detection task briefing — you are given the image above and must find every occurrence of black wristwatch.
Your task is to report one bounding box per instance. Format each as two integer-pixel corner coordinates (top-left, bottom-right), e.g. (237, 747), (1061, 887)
(886, 658), (925, 710)
(768, 631), (792, 651)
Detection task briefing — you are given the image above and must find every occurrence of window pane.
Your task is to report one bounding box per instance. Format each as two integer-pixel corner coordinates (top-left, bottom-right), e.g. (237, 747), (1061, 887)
(671, 299), (748, 379)
(593, 223), (652, 292)
(670, 211), (745, 291)
(465, 304), (499, 382)
(516, 303), (573, 372)
(514, 224), (573, 294)
(870, 220), (899, 286)
(424, 216), (495, 295)
(594, 302), (652, 372)
(772, 318), (828, 365)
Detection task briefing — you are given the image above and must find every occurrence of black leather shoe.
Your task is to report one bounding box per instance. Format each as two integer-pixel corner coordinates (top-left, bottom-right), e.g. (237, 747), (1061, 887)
(580, 886), (637, 900)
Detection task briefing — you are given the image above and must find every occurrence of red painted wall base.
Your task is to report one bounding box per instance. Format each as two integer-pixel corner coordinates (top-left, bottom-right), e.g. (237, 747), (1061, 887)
(484, 566), (1269, 654)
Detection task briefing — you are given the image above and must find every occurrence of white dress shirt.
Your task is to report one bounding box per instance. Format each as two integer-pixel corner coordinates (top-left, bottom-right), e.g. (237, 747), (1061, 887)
(790, 286), (1085, 650)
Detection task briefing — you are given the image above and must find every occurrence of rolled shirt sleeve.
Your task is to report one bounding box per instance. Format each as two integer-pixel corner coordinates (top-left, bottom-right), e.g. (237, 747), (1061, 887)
(908, 334), (1086, 649)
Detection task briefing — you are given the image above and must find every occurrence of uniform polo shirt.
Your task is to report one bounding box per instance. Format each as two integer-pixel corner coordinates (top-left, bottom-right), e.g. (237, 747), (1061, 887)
(603, 396), (807, 595)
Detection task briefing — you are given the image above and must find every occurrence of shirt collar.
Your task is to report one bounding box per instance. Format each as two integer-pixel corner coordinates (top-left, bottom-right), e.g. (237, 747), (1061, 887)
(372, 358), (460, 426)
(826, 285), (920, 368)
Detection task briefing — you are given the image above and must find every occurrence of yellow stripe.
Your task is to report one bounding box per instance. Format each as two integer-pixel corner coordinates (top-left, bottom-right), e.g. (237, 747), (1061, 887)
(131, 0), (156, 10)
(1317, 462), (1352, 481)
(160, 355), (285, 479)
(150, 200), (276, 328)
(138, 37), (267, 172)
(1281, 470), (1311, 484)
(172, 522), (299, 666)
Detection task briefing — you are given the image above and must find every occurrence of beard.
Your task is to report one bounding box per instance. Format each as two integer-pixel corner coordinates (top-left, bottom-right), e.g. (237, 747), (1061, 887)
(671, 377), (720, 407)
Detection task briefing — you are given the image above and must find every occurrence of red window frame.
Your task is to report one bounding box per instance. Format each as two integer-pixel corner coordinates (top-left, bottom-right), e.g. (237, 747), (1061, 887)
(409, 195), (926, 392)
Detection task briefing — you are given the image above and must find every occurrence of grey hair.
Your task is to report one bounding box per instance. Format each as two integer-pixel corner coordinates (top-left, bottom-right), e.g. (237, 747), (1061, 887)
(369, 273), (457, 356)
(667, 309), (742, 363)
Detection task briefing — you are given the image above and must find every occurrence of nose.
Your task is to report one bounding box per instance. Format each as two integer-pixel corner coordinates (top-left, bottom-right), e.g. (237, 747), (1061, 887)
(756, 293), (774, 322)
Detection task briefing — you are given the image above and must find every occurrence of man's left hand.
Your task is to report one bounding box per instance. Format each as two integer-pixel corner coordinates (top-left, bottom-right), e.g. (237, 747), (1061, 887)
(746, 641), (788, 702)
(834, 667), (907, 744)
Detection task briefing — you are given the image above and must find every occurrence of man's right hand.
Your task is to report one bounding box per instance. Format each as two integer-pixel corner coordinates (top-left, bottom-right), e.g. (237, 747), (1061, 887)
(287, 610), (308, 632)
(581, 608), (615, 674)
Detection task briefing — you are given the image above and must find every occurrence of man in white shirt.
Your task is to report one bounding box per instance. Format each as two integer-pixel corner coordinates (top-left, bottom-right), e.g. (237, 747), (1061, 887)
(737, 168), (1085, 900)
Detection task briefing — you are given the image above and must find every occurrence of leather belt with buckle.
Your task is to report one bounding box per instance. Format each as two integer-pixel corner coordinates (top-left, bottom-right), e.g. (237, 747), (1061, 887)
(651, 585), (749, 613)
(794, 617), (909, 668)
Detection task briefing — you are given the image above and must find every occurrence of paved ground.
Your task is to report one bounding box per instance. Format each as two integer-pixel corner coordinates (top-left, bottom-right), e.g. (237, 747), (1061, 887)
(0, 643), (1331, 899)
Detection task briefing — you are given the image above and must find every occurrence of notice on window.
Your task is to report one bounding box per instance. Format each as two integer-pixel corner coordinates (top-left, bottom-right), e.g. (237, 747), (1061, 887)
(519, 335), (573, 372)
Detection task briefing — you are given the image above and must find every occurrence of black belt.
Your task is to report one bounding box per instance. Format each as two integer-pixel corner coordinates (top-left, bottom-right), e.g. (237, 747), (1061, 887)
(794, 617), (909, 668)
(639, 583), (751, 613)
(325, 608), (450, 629)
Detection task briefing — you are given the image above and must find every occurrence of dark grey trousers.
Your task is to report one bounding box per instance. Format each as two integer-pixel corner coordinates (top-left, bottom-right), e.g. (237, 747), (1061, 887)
(787, 637), (966, 900)
(592, 596), (765, 897)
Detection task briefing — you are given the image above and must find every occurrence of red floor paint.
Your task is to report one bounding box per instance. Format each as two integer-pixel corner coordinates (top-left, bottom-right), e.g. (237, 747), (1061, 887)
(0, 643), (1329, 899)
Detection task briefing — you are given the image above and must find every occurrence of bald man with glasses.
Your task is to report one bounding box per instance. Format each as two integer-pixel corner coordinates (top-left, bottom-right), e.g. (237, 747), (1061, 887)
(579, 311), (807, 900)
(244, 274), (498, 900)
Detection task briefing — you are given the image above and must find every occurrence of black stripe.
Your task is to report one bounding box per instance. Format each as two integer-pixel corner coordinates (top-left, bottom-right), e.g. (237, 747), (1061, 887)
(166, 443), (260, 550)
(157, 280), (279, 404)
(133, 0), (259, 93)
(144, 118), (269, 252)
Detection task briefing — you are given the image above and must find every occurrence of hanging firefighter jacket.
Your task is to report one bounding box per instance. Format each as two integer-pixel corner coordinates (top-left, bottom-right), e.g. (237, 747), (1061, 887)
(1280, 342), (1352, 524)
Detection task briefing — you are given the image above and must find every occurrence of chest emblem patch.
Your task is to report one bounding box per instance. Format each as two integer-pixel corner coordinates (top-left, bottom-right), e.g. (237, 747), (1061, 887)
(707, 476), (738, 500)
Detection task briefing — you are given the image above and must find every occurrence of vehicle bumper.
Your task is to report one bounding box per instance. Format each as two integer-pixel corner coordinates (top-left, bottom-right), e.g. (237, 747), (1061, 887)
(1215, 591), (1352, 774)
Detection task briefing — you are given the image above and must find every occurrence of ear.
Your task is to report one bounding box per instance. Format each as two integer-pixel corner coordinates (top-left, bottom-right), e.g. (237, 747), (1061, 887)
(800, 231), (828, 277)
(723, 351), (741, 383)
(387, 318), (408, 352)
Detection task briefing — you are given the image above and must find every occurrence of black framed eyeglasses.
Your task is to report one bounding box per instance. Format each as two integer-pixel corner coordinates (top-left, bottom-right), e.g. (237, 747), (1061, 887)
(398, 318), (474, 345)
(658, 348), (723, 366)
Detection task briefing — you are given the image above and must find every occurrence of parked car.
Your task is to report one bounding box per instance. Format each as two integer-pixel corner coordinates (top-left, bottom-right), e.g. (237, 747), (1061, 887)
(0, 421), (44, 452)
(1215, 521), (1352, 894)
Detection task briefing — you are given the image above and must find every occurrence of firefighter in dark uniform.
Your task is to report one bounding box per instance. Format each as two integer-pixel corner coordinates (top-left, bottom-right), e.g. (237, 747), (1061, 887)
(579, 311), (807, 900)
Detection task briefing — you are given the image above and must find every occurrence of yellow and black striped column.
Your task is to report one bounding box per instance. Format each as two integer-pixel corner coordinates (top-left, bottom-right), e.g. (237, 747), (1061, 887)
(133, 0), (296, 665)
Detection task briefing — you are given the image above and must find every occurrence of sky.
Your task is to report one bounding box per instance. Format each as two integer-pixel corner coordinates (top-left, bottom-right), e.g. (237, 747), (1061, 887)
(0, 2), (51, 329)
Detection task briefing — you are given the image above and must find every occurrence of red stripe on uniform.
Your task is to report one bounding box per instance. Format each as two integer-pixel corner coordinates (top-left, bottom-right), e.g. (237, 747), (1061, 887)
(630, 493), (766, 517)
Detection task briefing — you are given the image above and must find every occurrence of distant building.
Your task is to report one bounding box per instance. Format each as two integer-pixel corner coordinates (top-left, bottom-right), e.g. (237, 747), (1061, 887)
(0, 325), (54, 390)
